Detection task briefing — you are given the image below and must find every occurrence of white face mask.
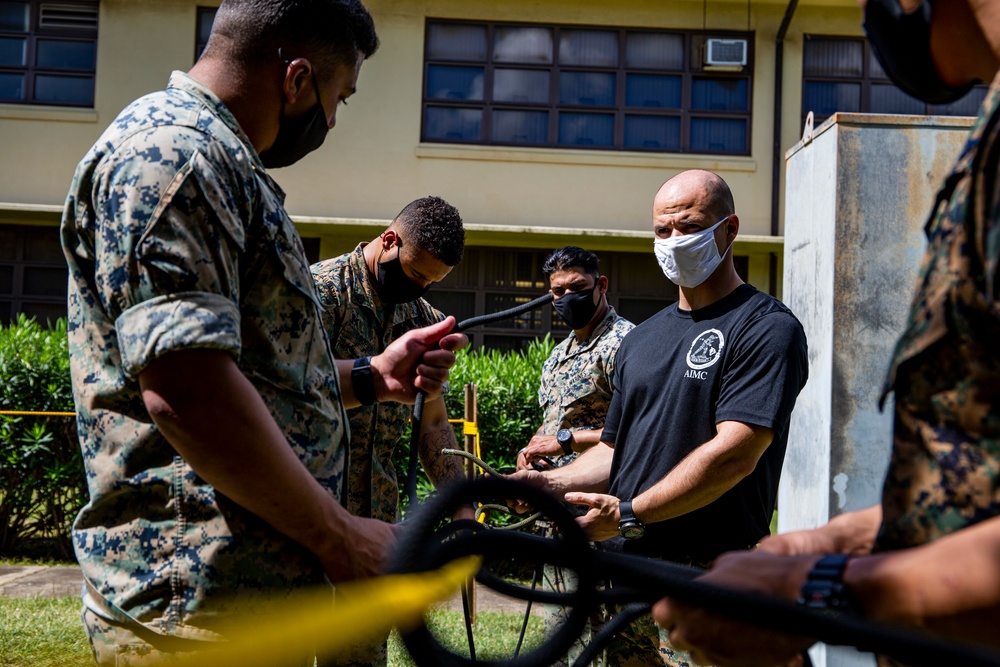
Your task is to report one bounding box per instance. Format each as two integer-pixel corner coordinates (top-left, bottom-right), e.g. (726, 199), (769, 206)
(653, 216), (731, 288)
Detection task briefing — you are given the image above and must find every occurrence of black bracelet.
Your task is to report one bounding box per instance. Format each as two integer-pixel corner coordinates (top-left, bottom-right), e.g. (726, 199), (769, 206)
(352, 356), (377, 406)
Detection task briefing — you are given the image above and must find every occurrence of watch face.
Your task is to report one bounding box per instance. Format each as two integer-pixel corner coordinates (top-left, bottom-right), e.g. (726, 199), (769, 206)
(557, 429), (572, 444)
(620, 523), (645, 540)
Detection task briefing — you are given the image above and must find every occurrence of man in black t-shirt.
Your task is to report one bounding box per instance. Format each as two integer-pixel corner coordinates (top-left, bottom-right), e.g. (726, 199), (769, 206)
(510, 169), (808, 666)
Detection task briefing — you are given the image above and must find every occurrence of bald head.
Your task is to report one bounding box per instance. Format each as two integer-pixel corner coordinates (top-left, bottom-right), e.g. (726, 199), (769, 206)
(654, 170), (735, 223)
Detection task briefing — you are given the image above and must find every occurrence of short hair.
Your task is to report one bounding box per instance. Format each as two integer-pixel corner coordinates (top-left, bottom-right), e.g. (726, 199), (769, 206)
(393, 196), (465, 266)
(205, 0), (379, 70)
(542, 246), (600, 279)
(703, 172), (736, 222)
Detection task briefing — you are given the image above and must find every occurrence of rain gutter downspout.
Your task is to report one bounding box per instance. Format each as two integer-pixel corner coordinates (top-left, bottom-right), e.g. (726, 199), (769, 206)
(771, 0), (799, 237)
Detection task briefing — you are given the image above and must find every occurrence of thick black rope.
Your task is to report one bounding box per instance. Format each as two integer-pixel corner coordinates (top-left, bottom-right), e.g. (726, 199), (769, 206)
(405, 292), (554, 509)
(389, 476), (1000, 667)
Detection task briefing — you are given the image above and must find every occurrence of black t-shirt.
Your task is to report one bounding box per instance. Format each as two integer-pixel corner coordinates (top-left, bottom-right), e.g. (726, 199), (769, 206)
(604, 284), (808, 560)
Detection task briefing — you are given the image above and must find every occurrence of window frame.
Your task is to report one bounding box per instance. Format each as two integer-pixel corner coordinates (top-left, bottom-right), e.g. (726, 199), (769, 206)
(421, 19), (754, 156)
(0, 0), (99, 108)
(0, 224), (68, 325)
(801, 34), (989, 125)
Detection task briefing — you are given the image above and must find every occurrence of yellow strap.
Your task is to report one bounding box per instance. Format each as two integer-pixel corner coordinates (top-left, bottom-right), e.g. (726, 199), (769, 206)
(0, 410), (76, 416)
(170, 556), (481, 667)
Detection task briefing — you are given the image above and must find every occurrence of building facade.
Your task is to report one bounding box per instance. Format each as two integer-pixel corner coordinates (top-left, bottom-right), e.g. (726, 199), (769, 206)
(0, 0), (986, 349)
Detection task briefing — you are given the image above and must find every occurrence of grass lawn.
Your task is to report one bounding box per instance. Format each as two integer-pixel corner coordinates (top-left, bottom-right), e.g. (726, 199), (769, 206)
(0, 596), (544, 667)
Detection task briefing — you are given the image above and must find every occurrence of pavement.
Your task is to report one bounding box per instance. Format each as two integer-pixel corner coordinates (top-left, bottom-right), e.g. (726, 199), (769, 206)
(0, 564), (540, 616)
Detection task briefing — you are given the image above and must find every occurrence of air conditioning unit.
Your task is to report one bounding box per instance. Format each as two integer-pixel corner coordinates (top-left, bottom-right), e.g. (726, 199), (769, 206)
(705, 38), (748, 68)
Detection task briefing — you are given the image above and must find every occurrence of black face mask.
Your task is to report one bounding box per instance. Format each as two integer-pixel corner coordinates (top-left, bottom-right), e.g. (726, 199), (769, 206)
(376, 244), (430, 305)
(553, 287), (600, 330)
(863, 0), (976, 105)
(259, 68), (330, 169)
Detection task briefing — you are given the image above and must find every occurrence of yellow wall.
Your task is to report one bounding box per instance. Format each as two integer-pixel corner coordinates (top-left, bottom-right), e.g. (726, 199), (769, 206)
(0, 0), (865, 295)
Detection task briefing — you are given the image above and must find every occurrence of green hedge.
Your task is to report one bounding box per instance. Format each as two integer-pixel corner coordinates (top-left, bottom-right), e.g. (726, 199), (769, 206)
(0, 316), (84, 558)
(395, 336), (557, 513)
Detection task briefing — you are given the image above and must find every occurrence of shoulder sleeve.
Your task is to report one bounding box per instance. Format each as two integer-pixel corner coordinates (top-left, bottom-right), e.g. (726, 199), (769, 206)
(310, 259), (348, 346)
(98, 131), (248, 378)
(715, 310), (808, 430)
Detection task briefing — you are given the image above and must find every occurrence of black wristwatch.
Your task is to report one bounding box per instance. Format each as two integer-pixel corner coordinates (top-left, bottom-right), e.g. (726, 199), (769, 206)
(556, 429), (574, 456)
(618, 500), (645, 540)
(352, 356), (377, 406)
(798, 554), (858, 612)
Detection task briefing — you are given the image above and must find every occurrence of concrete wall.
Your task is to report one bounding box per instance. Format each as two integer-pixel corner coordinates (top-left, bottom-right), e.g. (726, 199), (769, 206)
(781, 113), (974, 667)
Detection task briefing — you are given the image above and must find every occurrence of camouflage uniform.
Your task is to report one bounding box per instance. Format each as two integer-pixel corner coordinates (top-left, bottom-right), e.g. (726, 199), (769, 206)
(875, 73), (1000, 666)
(311, 245), (445, 666)
(536, 307), (634, 667)
(61, 72), (348, 665)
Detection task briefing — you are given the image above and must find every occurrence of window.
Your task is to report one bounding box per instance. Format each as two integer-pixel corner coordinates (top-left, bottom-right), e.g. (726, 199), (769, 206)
(422, 20), (753, 155)
(424, 247), (750, 351)
(0, 225), (67, 324)
(0, 0), (98, 107)
(802, 35), (988, 125)
(195, 6), (215, 62)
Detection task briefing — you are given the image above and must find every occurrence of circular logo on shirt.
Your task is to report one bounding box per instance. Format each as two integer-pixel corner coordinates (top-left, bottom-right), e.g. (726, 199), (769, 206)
(686, 329), (725, 370)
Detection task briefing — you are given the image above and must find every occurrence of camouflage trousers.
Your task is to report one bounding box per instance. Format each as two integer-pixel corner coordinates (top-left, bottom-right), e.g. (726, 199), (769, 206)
(82, 607), (317, 667)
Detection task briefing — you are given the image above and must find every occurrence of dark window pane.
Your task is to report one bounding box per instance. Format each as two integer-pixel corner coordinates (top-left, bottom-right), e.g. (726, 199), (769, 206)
(559, 29), (617, 67)
(485, 293), (543, 329)
(23, 227), (62, 262)
(624, 115), (680, 150)
(0, 228), (15, 259)
(0, 301), (10, 324)
(494, 26), (552, 64)
(559, 71), (615, 106)
(426, 65), (484, 101)
(36, 39), (96, 69)
(803, 39), (863, 78)
(427, 23), (487, 62)
(690, 117), (746, 153)
(423, 106), (482, 142)
(0, 266), (12, 293)
(625, 73), (681, 108)
(0, 72), (23, 101)
(692, 78), (748, 112)
(930, 85), (989, 117)
(0, 2), (28, 31)
(558, 112), (614, 147)
(493, 109), (548, 144)
(34, 74), (94, 105)
(870, 83), (925, 115)
(493, 68), (549, 103)
(424, 291), (475, 322)
(803, 81), (861, 117)
(21, 301), (66, 324)
(23, 266), (67, 297)
(869, 48), (890, 80)
(0, 36), (26, 66)
(198, 9), (216, 45)
(625, 32), (684, 70)
(618, 297), (675, 324)
(482, 334), (536, 352)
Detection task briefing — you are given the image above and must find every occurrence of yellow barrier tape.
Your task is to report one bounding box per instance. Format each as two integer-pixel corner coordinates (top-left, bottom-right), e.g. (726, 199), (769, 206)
(463, 422), (479, 437)
(0, 410), (76, 416)
(169, 555), (481, 667)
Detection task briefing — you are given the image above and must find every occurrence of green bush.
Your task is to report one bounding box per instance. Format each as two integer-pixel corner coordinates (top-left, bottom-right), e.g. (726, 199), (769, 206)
(0, 315), (83, 559)
(396, 336), (557, 513)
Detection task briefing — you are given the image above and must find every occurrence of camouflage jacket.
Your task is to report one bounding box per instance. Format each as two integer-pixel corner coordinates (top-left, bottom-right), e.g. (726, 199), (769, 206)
(877, 72), (1000, 556)
(311, 245), (444, 522)
(539, 307), (634, 464)
(61, 72), (349, 637)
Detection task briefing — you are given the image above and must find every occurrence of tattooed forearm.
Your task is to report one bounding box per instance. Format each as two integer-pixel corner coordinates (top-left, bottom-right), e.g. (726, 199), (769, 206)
(419, 427), (466, 486)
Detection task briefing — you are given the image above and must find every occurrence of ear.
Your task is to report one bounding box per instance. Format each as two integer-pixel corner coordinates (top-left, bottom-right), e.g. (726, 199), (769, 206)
(724, 214), (740, 242)
(282, 57), (314, 106)
(380, 229), (398, 251)
(597, 275), (609, 295)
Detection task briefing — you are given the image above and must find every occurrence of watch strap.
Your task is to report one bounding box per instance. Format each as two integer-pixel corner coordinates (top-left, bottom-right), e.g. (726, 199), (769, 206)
(798, 554), (858, 612)
(352, 356), (377, 406)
